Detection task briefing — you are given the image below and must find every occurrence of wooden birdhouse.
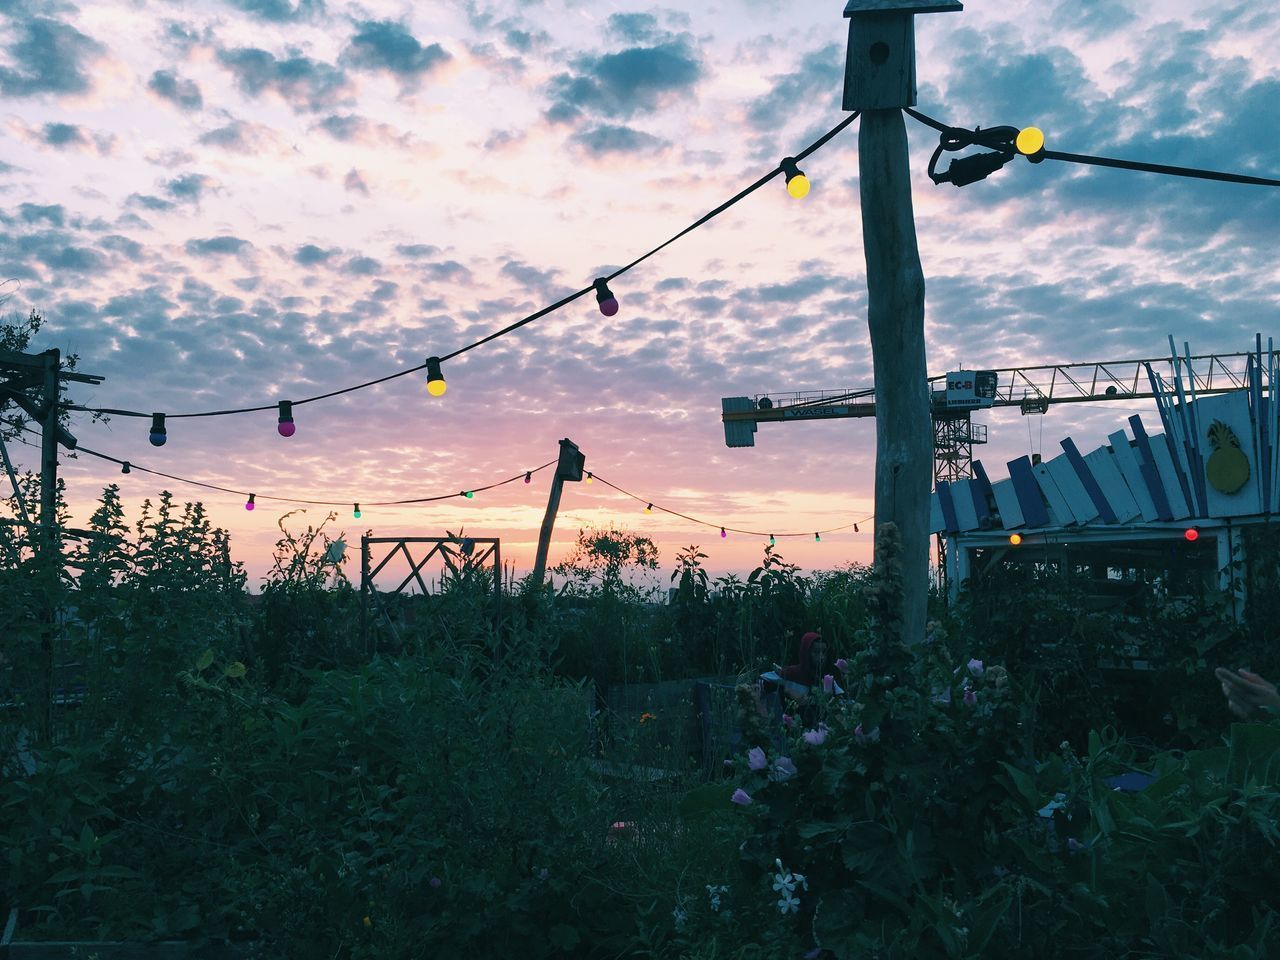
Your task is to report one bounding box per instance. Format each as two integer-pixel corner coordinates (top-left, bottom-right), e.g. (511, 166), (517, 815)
(842, 0), (962, 111)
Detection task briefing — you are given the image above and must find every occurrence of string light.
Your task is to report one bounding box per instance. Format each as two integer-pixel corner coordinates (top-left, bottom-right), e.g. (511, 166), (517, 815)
(148, 413), (166, 447)
(814, 532), (820, 542)
(1015, 126), (1045, 158)
(277, 400), (295, 438)
(644, 503), (653, 513)
(1009, 533), (1023, 546)
(426, 357), (447, 397)
(245, 493), (256, 511)
(854, 523), (859, 533)
(780, 157), (810, 198)
(353, 503), (361, 519)
(1184, 527), (1199, 542)
(586, 472), (593, 484)
(524, 471), (532, 484)
(594, 278), (619, 318)
(463, 490), (474, 499)
(769, 534), (776, 545)
(720, 527), (727, 539)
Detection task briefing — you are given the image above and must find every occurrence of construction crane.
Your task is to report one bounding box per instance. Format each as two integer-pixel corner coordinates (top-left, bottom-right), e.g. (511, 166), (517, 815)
(721, 347), (1275, 587)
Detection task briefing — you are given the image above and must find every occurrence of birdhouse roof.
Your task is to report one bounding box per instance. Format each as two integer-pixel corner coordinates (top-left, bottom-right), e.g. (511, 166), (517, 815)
(843, 0), (963, 16)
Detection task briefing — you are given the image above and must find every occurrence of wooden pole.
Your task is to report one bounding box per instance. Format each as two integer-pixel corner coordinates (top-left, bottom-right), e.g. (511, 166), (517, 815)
(39, 349), (60, 553)
(860, 109), (932, 646)
(531, 438), (583, 588)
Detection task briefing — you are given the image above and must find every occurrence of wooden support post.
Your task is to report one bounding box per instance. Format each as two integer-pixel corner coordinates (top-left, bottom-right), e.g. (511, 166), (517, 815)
(531, 438), (584, 588)
(39, 349), (60, 554)
(860, 109), (932, 646)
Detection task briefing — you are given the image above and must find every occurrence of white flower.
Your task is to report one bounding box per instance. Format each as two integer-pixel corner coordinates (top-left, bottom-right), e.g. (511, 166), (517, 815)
(777, 890), (801, 914)
(672, 906), (688, 930)
(706, 883), (728, 912)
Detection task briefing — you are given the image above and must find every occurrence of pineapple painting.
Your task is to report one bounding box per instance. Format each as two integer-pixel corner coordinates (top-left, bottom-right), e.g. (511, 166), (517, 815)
(1205, 419), (1250, 494)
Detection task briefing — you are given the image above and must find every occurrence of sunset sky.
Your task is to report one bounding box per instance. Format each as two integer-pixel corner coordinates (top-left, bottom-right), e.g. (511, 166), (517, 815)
(1, 0), (1277, 590)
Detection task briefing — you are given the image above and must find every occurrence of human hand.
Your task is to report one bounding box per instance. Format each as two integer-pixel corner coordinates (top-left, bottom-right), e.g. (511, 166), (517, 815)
(1215, 667), (1280, 719)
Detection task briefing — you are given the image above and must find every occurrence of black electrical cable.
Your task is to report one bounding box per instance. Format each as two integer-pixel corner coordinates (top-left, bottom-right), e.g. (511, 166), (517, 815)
(64, 113), (862, 421)
(905, 107), (1280, 187)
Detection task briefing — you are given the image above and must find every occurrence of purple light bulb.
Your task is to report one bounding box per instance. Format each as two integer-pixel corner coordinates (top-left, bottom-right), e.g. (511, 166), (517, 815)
(278, 421), (296, 438)
(598, 297), (619, 317)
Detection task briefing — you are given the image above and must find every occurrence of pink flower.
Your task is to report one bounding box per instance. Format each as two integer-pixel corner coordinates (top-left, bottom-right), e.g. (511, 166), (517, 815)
(747, 746), (768, 771)
(834, 658), (848, 673)
(854, 723), (880, 744)
(770, 756), (797, 781)
(967, 658), (985, 677)
(822, 674), (835, 694)
(803, 724), (828, 746)
(782, 713), (795, 728)
(963, 689), (978, 707)
(731, 788), (753, 806)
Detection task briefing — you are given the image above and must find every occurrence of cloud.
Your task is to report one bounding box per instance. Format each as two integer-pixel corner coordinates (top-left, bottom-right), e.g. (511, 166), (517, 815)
(18, 203), (64, 226)
(569, 124), (668, 157)
(223, 0), (322, 22)
(607, 13), (662, 44)
(148, 69), (203, 111)
(196, 119), (280, 153)
(341, 20), (451, 87)
(217, 46), (350, 112)
(744, 45), (843, 133)
(163, 173), (215, 203)
(344, 255), (381, 275)
(127, 193), (175, 211)
(98, 234), (144, 261)
(499, 260), (558, 296)
(343, 168), (369, 195)
(421, 260), (470, 283)
(185, 235), (251, 256)
(294, 243), (334, 266)
(545, 39), (703, 123)
(0, 17), (105, 97)
(395, 243), (439, 258)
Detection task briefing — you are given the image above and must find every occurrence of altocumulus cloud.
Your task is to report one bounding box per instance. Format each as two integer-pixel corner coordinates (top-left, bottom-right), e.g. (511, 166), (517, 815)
(341, 20), (451, 87)
(571, 124), (668, 157)
(0, 17), (104, 97)
(148, 69), (203, 111)
(545, 39), (703, 123)
(216, 47), (351, 113)
(224, 0), (322, 22)
(185, 235), (251, 256)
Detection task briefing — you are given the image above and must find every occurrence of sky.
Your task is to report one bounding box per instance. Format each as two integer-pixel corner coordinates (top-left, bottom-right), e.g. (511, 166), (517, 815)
(0, 0), (1277, 591)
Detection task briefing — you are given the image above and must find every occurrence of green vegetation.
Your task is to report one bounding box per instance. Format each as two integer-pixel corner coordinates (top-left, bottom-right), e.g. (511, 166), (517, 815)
(1, 481), (1277, 958)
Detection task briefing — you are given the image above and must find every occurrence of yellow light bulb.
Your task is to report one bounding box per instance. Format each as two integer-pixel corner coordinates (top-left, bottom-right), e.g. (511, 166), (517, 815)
(787, 174), (810, 199)
(1015, 126), (1045, 156)
(1009, 533), (1023, 546)
(427, 378), (447, 397)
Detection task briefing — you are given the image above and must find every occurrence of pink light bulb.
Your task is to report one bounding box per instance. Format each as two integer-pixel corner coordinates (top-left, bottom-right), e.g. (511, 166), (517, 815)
(599, 297), (619, 317)
(278, 421), (296, 438)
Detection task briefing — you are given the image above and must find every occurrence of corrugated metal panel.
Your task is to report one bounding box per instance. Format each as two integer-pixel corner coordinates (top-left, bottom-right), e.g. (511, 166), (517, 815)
(721, 397), (757, 448)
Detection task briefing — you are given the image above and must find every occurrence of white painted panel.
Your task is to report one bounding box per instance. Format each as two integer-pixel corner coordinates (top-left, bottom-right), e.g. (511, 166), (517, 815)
(1046, 453), (1099, 524)
(1149, 435), (1191, 519)
(1084, 447), (1140, 522)
(1194, 392), (1263, 518)
(929, 494), (944, 534)
(952, 479), (980, 531)
(991, 478), (1023, 529)
(1033, 462), (1074, 526)
(1109, 431), (1158, 521)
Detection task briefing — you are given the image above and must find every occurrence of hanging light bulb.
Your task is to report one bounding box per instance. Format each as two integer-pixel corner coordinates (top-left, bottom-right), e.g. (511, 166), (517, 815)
(854, 523), (860, 533)
(1015, 126), (1046, 160)
(780, 157), (810, 199)
(1009, 533), (1023, 546)
(593, 278), (619, 317)
(245, 493), (256, 511)
(769, 534), (776, 545)
(149, 412), (167, 447)
(720, 527), (727, 539)
(353, 503), (361, 519)
(426, 356), (447, 397)
(121, 461), (131, 475)
(644, 502), (653, 514)
(524, 471), (532, 484)
(277, 400), (296, 438)
(814, 532), (821, 542)
(1184, 527), (1199, 542)
(463, 490), (474, 499)
(585, 472), (593, 484)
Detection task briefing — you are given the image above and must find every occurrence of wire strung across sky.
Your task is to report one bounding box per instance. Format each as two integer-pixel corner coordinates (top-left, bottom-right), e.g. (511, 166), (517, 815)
(5, 427), (869, 539)
(61, 112), (862, 425)
(905, 107), (1280, 188)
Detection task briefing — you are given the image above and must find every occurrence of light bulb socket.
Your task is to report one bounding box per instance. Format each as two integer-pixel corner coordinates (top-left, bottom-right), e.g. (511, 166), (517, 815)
(426, 356), (446, 396)
(245, 493), (256, 511)
(524, 471), (532, 484)
(354, 503), (361, 519)
(149, 412), (167, 447)
(780, 156), (804, 183)
(121, 461), (131, 475)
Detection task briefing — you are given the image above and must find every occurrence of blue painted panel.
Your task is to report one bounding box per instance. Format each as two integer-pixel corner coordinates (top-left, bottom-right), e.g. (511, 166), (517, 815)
(1084, 446), (1139, 522)
(991, 478), (1023, 529)
(1129, 416), (1175, 520)
(1008, 456), (1050, 527)
(1109, 430), (1158, 521)
(937, 481), (960, 533)
(952, 479), (980, 531)
(1044, 454), (1097, 524)
(1061, 437), (1117, 523)
(929, 494), (944, 534)
(972, 461), (996, 519)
